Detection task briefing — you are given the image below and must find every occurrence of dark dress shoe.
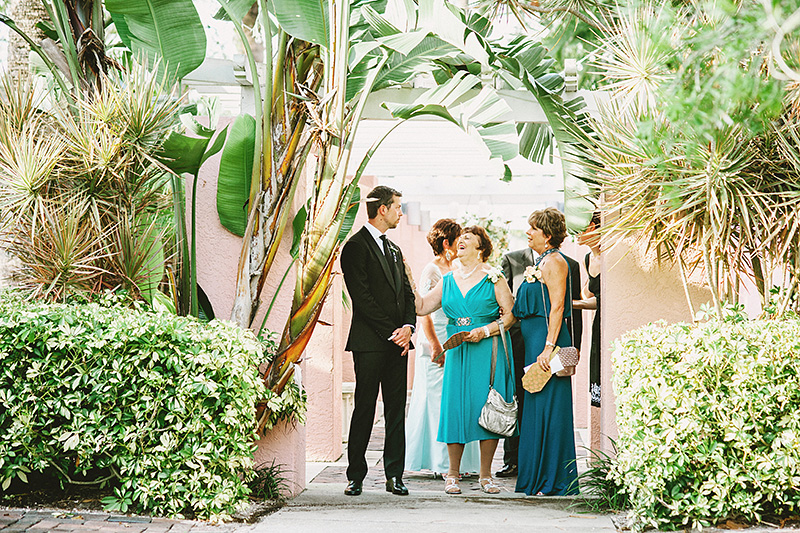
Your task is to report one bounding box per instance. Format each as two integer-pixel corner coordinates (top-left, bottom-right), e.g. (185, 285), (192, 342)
(344, 480), (363, 496)
(385, 477), (409, 495)
(495, 464), (518, 478)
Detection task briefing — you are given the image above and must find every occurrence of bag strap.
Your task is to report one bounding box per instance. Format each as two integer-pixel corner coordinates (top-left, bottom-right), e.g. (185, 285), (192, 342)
(539, 251), (575, 348)
(488, 319), (513, 392)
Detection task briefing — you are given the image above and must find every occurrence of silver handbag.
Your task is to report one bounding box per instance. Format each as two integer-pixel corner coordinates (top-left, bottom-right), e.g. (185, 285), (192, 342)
(478, 319), (518, 437)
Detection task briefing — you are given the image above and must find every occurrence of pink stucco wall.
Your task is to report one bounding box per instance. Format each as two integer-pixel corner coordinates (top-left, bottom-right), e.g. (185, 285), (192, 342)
(192, 120), (306, 494)
(600, 239), (712, 452)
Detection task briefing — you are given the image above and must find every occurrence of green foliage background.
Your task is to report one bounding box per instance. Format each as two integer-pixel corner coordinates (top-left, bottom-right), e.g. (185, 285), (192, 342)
(612, 313), (800, 530)
(0, 291), (266, 520)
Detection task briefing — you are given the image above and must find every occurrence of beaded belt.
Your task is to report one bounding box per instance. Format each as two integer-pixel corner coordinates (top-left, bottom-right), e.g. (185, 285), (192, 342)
(451, 317), (472, 326)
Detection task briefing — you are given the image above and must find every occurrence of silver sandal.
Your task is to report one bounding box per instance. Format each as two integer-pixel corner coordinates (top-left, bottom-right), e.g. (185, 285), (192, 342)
(444, 475), (462, 495)
(479, 477), (500, 494)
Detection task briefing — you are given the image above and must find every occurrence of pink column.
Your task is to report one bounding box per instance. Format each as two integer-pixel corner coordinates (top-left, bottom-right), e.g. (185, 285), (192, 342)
(192, 119), (306, 495)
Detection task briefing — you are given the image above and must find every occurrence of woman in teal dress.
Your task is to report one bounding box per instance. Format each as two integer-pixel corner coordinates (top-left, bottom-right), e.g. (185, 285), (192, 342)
(513, 208), (579, 496)
(415, 226), (516, 495)
(406, 219), (480, 476)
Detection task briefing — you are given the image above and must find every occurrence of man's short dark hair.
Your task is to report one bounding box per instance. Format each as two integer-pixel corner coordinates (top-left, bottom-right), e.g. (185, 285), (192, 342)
(366, 185), (402, 219)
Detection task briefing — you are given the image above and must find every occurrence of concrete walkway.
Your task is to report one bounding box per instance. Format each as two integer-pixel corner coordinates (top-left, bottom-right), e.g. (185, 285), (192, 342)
(249, 479), (615, 532)
(1, 419), (797, 532)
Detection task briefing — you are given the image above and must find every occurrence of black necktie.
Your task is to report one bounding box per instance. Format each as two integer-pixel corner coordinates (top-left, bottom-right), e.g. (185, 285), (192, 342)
(380, 235), (392, 260)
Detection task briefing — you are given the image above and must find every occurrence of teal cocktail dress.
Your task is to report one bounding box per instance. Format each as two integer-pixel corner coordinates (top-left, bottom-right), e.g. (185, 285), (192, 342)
(512, 251), (579, 495)
(437, 272), (516, 444)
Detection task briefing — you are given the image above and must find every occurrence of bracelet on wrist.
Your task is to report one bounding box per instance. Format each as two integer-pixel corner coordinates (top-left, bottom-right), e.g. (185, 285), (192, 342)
(545, 341), (556, 348)
(483, 325), (491, 337)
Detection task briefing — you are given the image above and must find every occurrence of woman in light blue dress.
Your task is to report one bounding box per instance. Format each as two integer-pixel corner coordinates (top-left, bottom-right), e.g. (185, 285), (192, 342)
(415, 226), (516, 495)
(406, 219), (480, 476)
(513, 208), (579, 496)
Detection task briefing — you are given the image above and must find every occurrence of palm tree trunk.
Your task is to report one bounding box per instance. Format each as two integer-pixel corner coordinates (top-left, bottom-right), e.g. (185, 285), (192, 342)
(6, 0), (50, 80)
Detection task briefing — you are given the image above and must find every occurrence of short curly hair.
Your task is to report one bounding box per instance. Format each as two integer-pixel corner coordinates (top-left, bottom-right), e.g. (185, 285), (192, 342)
(462, 225), (493, 262)
(427, 219), (462, 256)
(528, 208), (567, 249)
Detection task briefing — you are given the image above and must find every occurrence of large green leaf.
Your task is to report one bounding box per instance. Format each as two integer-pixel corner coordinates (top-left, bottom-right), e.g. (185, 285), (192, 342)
(516, 122), (553, 164)
(217, 115), (256, 237)
(270, 0), (329, 47)
(337, 186), (361, 243)
(383, 72), (518, 163)
(291, 204), (308, 258)
(213, 0), (256, 21)
(157, 132), (210, 176)
(107, 0), (206, 80)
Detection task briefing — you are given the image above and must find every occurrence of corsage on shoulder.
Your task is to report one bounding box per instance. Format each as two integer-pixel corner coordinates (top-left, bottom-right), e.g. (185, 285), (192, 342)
(523, 265), (543, 283)
(484, 266), (504, 283)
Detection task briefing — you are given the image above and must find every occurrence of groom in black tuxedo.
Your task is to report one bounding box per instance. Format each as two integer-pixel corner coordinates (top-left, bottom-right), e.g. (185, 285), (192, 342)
(340, 185), (416, 496)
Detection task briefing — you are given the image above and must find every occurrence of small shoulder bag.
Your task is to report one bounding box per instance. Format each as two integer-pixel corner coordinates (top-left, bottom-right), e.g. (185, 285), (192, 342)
(478, 319), (518, 437)
(541, 264), (580, 377)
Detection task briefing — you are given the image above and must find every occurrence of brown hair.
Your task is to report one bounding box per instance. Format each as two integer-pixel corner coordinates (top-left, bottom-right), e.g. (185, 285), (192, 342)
(528, 208), (567, 249)
(366, 185), (402, 219)
(427, 219), (462, 256)
(463, 225), (493, 262)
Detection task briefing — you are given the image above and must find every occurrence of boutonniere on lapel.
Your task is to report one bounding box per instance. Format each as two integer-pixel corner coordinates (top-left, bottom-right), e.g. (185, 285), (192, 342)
(523, 265), (543, 283)
(484, 266), (504, 283)
(384, 240), (398, 262)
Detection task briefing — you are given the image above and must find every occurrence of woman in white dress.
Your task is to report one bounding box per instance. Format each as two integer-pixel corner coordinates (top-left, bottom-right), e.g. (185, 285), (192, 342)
(405, 219), (480, 476)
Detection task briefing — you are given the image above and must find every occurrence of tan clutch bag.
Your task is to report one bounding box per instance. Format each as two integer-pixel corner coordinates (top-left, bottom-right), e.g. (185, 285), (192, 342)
(521, 352), (556, 393)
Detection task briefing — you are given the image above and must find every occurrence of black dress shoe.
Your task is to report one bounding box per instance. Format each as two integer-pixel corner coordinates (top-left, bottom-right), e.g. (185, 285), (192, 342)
(344, 480), (362, 496)
(495, 464), (518, 478)
(385, 477), (409, 495)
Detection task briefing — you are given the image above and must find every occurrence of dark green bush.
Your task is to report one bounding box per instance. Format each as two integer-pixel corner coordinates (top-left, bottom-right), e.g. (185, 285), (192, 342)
(613, 315), (800, 530)
(0, 291), (266, 520)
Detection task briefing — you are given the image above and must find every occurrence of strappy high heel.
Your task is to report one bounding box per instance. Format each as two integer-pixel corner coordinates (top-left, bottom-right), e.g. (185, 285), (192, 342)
(479, 477), (500, 494)
(444, 475), (462, 494)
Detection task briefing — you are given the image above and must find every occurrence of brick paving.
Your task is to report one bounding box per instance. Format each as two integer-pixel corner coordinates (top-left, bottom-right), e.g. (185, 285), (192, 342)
(0, 510), (225, 533)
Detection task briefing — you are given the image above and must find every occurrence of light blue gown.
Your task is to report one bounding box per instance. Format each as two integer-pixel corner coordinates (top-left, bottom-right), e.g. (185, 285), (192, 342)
(512, 251), (579, 496)
(438, 272), (516, 444)
(406, 263), (480, 474)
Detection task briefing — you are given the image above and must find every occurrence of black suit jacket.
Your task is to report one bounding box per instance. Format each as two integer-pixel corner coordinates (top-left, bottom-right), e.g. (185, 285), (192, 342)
(341, 226), (416, 354)
(501, 247), (583, 348)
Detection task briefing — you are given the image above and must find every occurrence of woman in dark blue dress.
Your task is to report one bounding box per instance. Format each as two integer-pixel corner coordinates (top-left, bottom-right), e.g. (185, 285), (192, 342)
(513, 208), (578, 496)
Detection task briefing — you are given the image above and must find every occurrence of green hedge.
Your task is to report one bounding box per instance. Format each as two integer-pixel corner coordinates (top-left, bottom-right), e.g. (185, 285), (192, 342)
(0, 292), (266, 520)
(612, 316), (800, 530)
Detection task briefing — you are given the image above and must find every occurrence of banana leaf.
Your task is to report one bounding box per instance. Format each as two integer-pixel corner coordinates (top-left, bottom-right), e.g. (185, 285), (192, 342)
(217, 114), (256, 237)
(107, 0), (206, 80)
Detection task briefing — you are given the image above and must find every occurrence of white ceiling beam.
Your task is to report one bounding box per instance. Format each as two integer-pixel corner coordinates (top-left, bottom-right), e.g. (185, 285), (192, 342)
(361, 87), (608, 122)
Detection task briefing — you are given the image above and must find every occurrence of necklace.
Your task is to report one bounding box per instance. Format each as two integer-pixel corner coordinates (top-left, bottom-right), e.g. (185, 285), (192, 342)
(535, 247), (559, 265)
(458, 263), (481, 279)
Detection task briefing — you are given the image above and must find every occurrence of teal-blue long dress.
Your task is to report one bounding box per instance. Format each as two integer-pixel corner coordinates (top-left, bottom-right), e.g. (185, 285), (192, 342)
(512, 251), (579, 495)
(438, 272), (516, 444)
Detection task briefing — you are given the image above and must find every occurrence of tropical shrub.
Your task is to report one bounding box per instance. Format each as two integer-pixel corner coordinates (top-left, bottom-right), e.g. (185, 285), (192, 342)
(612, 312), (800, 530)
(0, 290), (266, 520)
(0, 67), (182, 307)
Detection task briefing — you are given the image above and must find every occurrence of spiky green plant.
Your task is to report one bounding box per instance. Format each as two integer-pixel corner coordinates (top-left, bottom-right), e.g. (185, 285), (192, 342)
(0, 64), (182, 303)
(582, 0), (800, 316)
